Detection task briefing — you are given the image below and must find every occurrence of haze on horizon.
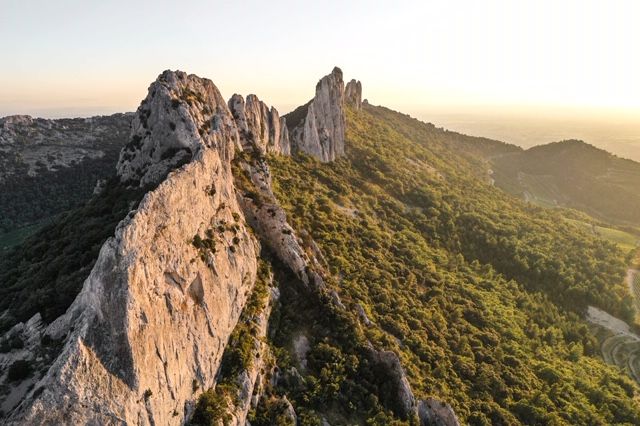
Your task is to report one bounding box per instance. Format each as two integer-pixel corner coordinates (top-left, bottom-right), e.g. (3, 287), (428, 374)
(1, 0), (639, 158)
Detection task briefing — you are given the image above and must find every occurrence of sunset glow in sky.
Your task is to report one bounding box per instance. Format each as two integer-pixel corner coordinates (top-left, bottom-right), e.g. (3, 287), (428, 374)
(1, 0), (638, 119)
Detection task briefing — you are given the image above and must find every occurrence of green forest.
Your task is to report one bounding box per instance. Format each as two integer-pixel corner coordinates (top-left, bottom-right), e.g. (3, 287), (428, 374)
(0, 179), (146, 333)
(258, 105), (640, 424)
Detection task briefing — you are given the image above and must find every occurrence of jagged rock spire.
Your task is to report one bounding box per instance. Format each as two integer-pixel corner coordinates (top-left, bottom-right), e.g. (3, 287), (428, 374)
(345, 79), (363, 110)
(289, 67), (347, 162)
(116, 70), (238, 187)
(228, 94), (290, 155)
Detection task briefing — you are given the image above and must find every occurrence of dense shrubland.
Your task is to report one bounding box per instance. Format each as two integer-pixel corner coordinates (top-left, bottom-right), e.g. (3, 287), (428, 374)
(254, 258), (409, 425)
(263, 105), (640, 424)
(0, 179), (146, 333)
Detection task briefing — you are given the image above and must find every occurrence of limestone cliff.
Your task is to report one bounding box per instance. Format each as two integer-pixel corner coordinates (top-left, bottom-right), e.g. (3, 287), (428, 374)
(228, 94), (290, 156)
(4, 71), (260, 425)
(345, 79), (363, 110)
(116, 70), (240, 187)
(288, 67), (347, 162)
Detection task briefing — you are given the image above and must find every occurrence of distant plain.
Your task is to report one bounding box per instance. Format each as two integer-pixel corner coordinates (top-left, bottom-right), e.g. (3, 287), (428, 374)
(420, 108), (640, 162)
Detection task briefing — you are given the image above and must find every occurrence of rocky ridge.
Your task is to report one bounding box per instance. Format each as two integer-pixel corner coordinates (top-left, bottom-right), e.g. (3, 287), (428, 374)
(228, 94), (290, 156)
(0, 113), (131, 181)
(231, 102), (458, 425)
(1, 67), (458, 426)
(4, 71), (260, 425)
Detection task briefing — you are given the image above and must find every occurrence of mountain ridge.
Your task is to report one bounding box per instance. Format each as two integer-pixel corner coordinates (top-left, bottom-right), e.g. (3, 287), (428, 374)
(0, 67), (639, 425)
(0, 113), (131, 244)
(2, 67), (452, 426)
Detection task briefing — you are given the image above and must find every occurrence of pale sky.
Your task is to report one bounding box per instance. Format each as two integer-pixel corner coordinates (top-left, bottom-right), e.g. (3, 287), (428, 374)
(1, 0), (639, 120)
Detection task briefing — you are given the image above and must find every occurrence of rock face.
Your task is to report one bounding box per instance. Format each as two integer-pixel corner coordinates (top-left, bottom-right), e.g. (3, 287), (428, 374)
(370, 349), (416, 419)
(228, 94), (290, 156)
(289, 67), (346, 162)
(368, 349), (461, 425)
(418, 398), (461, 426)
(235, 156), (324, 290)
(116, 70), (238, 187)
(5, 71), (260, 425)
(345, 79), (363, 110)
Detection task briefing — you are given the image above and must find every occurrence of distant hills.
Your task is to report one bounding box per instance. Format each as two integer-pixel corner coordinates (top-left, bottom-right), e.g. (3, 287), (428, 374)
(0, 113), (131, 249)
(489, 139), (640, 227)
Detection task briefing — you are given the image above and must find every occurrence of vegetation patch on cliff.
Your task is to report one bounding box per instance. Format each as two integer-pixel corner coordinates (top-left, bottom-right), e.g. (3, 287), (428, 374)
(191, 259), (273, 426)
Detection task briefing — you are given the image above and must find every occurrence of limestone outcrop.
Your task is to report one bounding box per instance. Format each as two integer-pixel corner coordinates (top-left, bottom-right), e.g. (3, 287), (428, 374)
(369, 349), (461, 425)
(288, 67), (347, 162)
(418, 398), (461, 426)
(370, 349), (417, 419)
(228, 94), (290, 156)
(116, 70), (238, 187)
(234, 156), (325, 290)
(345, 79), (363, 110)
(4, 71), (260, 425)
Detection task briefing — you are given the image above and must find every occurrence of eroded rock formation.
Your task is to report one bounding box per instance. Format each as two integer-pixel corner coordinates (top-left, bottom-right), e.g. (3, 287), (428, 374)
(116, 70), (240, 187)
(418, 398), (461, 426)
(345, 79), (363, 110)
(228, 94), (290, 156)
(5, 71), (260, 425)
(289, 67), (347, 162)
(1, 67), (459, 426)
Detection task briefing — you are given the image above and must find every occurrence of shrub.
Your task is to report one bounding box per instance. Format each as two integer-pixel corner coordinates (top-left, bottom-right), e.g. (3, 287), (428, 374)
(190, 387), (233, 426)
(7, 359), (33, 382)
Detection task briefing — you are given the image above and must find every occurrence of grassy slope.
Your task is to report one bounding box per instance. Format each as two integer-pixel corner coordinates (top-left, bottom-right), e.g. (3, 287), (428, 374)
(267, 105), (640, 424)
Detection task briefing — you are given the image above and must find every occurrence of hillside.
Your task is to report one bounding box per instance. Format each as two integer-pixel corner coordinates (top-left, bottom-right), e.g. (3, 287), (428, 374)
(0, 69), (639, 425)
(0, 113), (131, 249)
(490, 139), (640, 227)
(264, 104), (639, 424)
